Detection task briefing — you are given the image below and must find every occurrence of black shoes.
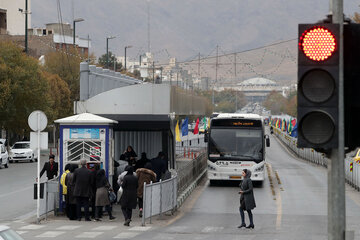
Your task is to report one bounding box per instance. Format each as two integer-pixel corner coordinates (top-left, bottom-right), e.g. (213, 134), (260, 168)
(238, 224), (246, 228)
(246, 224), (254, 229)
(124, 219), (130, 226)
(85, 218), (91, 221)
(109, 216), (116, 221)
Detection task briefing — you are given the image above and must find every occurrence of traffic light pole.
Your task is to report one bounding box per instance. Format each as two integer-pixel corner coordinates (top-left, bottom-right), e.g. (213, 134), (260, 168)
(328, 1), (345, 240)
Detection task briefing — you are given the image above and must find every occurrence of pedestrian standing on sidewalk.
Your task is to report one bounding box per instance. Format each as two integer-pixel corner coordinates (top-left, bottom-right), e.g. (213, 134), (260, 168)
(94, 169), (116, 221)
(136, 162), (156, 217)
(60, 164), (71, 218)
(238, 169), (256, 229)
(39, 154), (58, 180)
(119, 166), (138, 226)
(73, 159), (92, 221)
(65, 164), (78, 220)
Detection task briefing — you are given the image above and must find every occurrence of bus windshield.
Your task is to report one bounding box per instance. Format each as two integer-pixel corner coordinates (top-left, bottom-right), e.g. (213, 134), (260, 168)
(208, 128), (263, 162)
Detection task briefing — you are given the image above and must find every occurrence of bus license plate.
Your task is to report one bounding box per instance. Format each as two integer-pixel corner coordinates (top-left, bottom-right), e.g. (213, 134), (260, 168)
(230, 176), (242, 179)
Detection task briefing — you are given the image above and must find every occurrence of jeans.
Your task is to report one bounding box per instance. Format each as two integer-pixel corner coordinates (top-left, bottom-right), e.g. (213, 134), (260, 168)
(239, 207), (253, 225)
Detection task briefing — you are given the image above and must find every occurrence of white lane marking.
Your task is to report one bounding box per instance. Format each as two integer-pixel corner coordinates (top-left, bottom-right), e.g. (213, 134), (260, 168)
(75, 232), (103, 238)
(36, 231), (66, 238)
(0, 186), (33, 198)
(129, 226), (152, 231)
(92, 226), (117, 231)
(16, 231), (28, 235)
(113, 232), (140, 239)
(20, 225), (45, 230)
(56, 225), (81, 230)
(201, 226), (224, 233)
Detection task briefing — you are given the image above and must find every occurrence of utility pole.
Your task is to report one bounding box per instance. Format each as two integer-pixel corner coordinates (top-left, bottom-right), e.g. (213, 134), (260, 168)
(234, 53), (237, 77)
(176, 71), (179, 87)
(198, 52), (201, 82)
(152, 61), (155, 83)
(160, 67), (163, 83)
(25, 0), (28, 54)
(213, 45), (219, 105)
(329, 1), (345, 240)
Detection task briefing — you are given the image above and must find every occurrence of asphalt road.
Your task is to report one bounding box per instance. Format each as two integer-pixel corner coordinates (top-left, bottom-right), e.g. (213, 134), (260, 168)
(1, 133), (360, 239)
(0, 153), (52, 221)
(131, 132), (360, 240)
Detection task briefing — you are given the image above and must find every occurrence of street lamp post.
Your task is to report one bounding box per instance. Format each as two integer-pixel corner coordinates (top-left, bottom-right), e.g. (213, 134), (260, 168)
(124, 45), (133, 71)
(106, 36), (116, 69)
(73, 18), (84, 46)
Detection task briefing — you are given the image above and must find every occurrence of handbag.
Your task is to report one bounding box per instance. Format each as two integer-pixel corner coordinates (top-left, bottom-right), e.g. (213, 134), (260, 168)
(117, 187), (123, 203)
(108, 190), (117, 204)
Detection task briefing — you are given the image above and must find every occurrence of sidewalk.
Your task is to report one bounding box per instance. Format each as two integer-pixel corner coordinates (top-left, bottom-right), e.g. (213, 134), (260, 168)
(5, 204), (179, 240)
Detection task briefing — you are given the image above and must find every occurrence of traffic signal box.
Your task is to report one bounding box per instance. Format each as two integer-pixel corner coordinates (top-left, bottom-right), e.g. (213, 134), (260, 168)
(298, 23), (360, 151)
(344, 24), (360, 150)
(297, 24), (340, 149)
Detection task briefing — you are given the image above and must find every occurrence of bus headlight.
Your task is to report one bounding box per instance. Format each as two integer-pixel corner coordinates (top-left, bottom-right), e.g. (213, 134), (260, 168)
(254, 165), (264, 172)
(208, 165), (216, 171)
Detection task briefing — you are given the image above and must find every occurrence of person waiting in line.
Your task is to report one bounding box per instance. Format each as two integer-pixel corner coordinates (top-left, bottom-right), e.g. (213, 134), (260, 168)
(94, 169), (116, 221)
(238, 169), (256, 229)
(73, 159), (92, 221)
(60, 164), (71, 219)
(117, 165), (136, 203)
(39, 154), (58, 180)
(134, 152), (150, 170)
(65, 164), (78, 220)
(120, 146), (137, 167)
(136, 162), (156, 217)
(151, 152), (166, 182)
(89, 164), (100, 219)
(119, 166), (138, 226)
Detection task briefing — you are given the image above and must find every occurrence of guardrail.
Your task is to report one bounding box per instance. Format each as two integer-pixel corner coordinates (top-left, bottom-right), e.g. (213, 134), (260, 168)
(142, 172), (177, 226)
(141, 152), (208, 225)
(273, 128), (360, 191)
(35, 177), (59, 220)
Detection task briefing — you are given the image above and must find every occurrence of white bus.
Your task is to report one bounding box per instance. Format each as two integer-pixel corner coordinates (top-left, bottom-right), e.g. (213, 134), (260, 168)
(205, 113), (270, 185)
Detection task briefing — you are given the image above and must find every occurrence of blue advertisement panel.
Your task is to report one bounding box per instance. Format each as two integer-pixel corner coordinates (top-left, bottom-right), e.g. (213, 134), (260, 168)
(70, 128), (100, 139)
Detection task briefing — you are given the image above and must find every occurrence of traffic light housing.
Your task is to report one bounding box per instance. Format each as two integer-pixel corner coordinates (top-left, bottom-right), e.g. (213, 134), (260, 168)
(344, 23), (360, 150)
(297, 24), (340, 149)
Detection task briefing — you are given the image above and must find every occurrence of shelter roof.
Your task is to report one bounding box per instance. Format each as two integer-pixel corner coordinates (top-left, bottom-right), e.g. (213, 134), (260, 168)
(55, 113), (118, 124)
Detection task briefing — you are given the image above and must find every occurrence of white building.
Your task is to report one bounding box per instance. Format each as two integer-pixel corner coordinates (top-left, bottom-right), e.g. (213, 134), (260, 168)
(0, 0), (31, 35)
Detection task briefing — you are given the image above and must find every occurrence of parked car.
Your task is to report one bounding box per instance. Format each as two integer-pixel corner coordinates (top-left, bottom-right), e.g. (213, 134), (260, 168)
(9, 141), (37, 163)
(0, 225), (24, 240)
(0, 143), (9, 168)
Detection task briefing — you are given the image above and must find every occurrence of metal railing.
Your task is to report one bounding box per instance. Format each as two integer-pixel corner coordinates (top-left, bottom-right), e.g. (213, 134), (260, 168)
(36, 177), (59, 219)
(273, 128), (360, 191)
(142, 172), (178, 226)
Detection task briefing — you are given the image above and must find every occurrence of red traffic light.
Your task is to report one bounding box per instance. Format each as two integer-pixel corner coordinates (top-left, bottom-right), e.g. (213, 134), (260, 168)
(299, 26), (337, 61)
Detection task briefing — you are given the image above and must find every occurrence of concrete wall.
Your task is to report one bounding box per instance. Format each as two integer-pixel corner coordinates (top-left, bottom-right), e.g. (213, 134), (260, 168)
(0, 0), (31, 35)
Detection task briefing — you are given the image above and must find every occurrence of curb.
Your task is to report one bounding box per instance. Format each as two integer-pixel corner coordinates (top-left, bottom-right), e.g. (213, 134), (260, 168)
(177, 169), (207, 208)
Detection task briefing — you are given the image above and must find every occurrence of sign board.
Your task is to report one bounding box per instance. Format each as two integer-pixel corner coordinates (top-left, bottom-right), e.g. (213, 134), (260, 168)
(30, 132), (48, 150)
(70, 128), (100, 139)
(28, 111), (48, 132)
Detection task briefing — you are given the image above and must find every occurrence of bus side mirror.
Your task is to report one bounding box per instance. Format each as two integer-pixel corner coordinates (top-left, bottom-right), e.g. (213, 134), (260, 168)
(204, 132), (209, 142)
(265, 135), (270, 147)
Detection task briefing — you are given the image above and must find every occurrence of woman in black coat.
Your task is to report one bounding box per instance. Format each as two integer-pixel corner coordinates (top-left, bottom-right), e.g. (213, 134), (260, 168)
(94, 169), (115, 221)
(238, 169), (256, 229)
(120, 166), (138, 226)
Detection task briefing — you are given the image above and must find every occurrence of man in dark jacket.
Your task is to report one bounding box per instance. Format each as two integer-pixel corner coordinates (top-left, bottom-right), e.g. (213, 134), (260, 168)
(120, 166), (138, 226)
(39, 154), (58, 180)
(151, 152), (166, 182)
(73, 159), (92, 221)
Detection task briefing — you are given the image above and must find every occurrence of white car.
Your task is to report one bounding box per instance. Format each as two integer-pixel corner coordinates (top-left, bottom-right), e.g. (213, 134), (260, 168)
(0, 143), (9, 168)
(0, 225), (24, 240)
(9, 141), (38, 163)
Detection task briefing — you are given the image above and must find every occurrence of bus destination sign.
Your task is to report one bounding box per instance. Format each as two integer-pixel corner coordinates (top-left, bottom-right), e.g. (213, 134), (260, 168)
(212, 119), (262, 128)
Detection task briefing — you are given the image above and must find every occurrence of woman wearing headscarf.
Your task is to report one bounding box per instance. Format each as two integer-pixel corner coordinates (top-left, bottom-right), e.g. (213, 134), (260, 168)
(135, 162), (156, 217)
(120, 146), (137, 167)
(120, 166), (138, 226)
(94, 169), (115, 221)
(238, 169), (256, 229)
(65, 164), (78, 220)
